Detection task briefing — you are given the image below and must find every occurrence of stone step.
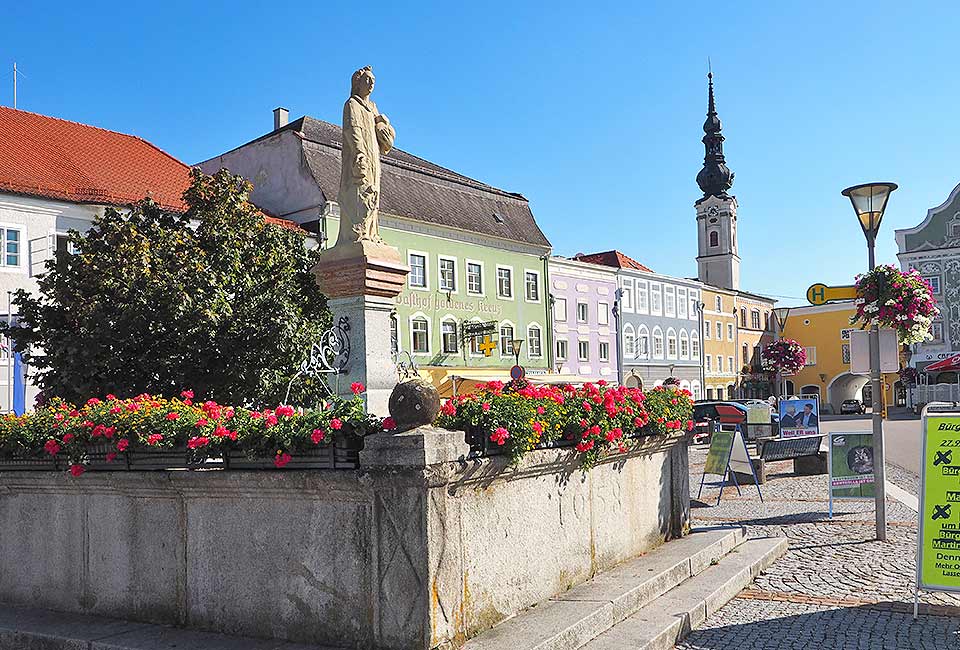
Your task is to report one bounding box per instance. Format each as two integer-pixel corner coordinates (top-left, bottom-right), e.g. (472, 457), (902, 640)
(0, 603), (337, 650)
(462, 526), (746, 650)
(581, 536), (788, 650)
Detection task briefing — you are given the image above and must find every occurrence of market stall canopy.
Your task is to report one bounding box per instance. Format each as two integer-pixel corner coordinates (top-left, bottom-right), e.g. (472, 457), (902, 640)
(923, 354), (960, 372)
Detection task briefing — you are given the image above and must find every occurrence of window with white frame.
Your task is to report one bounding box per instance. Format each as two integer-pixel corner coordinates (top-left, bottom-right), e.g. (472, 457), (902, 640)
(527, 325), (542, 357)
(717, 355), (723, 372)
(1, 227), (20, 267)
(636, 280), (648, 313)
(704, 320), (712, 339)
(411, 317), (430, 353)
(525, 271), (540, 301)
(469, 320), (483, 355)
(678, 288), (687, 319)
(621, 281), (633, 311)
(932, 321), (944, 342)
(623, 325), (635, 357)
(556, 338), (568, 360)
(497, 267), (513, 298)
(924, 275), (942, 294)
(679, 330), (689, 359)
(599, 341), (610, 362)
(716, 322), (722, 339)
(467, 261), (483, 294)
(650, 284), (662, 315)
(390, 314), (399, 353)
(664, 286), (676, 317)
(715, 296), (722, 311)
(666, 329), (677, 358)
(500, 323), (515, 356)
(653, 328), (664, 358)
(691, 331), (700, 359)
(408, 253), (427, 288)
(804, 347), (817, 366)
(598, 302), (609, 325)
(554, 297), (567, 322)
(706, 356), (712, 372)
(578, 340), (590, 362)
(638, 326), (650, 357)
(689, 290), (699, 320)
(728, 356), (734, 374)
(751, 309), (761, 330)
(439, 257), (456, 292)
(727, 323), (734, 341)
(441, 320), (459, 354)
(577, 302), (588, 323)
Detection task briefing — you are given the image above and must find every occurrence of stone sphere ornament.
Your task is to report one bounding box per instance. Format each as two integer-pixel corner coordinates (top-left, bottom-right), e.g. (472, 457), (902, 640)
(388, 378), (441, 432)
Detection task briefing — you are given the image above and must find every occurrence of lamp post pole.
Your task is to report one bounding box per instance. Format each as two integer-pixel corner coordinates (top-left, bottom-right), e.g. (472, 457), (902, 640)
(866, 229), (887, 541)
(842, 181), (897, 543)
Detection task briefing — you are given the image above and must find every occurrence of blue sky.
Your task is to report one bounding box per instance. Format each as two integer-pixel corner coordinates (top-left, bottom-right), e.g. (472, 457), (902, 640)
(4, 1), (959, 305)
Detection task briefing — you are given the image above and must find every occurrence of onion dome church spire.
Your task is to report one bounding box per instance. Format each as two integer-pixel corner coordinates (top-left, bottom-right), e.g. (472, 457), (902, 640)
(695, 71), (735, 199)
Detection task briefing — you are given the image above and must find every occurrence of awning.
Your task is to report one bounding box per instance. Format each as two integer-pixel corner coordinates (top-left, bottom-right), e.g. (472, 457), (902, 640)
(924, 354), (960, 372)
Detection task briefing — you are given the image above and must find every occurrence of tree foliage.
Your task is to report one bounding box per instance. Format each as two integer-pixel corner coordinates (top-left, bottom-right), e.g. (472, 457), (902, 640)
(8, 169), (330, 406)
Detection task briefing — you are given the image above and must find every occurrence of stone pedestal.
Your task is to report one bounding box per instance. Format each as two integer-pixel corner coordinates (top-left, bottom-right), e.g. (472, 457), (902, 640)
(313, 241), (408, 416)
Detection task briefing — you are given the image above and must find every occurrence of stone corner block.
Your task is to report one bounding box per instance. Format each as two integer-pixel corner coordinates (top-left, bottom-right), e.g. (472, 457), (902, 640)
(360, 425), (469, 468)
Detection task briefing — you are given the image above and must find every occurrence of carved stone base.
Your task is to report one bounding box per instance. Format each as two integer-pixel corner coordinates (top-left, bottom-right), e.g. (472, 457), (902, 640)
(312, 241), (408, 299)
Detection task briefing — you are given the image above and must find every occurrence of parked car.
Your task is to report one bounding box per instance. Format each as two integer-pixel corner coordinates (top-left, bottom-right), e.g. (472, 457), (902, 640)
(691, 401), (747, 444)
(840, 399), (867, 415)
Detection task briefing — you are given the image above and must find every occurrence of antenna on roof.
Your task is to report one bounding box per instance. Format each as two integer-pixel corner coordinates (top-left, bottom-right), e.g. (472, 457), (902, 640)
(12, 62), (26, 109)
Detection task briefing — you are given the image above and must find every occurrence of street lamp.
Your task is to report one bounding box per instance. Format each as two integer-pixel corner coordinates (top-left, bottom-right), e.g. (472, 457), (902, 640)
(841, 181), (897, 542)
(772, 307), (791, 398)
(511, 339), (524, 366)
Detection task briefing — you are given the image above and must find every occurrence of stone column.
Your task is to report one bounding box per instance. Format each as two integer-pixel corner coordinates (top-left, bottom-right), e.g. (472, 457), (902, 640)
(313, 240), (408, 416)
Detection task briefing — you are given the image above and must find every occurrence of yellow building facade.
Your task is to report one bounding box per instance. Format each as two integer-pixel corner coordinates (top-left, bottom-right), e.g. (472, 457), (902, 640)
(701, 286), (738, 399)
(780, 302), (897, 412)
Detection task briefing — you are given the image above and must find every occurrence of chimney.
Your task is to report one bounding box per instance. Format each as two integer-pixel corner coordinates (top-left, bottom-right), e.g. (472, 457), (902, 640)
(273, 107), (289, 130)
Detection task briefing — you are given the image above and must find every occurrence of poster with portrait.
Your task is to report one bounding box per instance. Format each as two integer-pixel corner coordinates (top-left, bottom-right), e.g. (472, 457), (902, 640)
(779, 397), (820, 439)
(828, 431), (875, 501)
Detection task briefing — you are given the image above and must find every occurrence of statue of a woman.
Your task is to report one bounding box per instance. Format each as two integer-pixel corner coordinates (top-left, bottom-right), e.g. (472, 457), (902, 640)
(337, 66), (395, 245)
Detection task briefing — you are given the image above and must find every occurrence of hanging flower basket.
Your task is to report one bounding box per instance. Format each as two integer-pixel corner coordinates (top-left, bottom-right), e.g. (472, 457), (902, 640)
(761, 339), (806, 375)
(851, 265), (939, 345)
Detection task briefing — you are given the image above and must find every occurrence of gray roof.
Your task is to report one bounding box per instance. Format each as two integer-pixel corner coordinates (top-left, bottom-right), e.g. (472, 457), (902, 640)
(287, 116), (550, 249)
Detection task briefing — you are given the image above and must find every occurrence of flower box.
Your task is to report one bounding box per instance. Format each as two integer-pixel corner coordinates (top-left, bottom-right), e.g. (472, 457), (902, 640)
(0, 452), (57, 471)
(81, 442), (130, 471)
(224, 435), (363, 470)
(127, 446), (223, 471)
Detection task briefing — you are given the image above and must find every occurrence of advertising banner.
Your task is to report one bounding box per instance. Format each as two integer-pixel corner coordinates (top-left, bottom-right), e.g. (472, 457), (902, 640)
(698, 425), (762, 506)
(917, 414), (960, 595)
(779, 397), (820, 439)
(828, 431), (875, 517)
(703, 429), (734, 476)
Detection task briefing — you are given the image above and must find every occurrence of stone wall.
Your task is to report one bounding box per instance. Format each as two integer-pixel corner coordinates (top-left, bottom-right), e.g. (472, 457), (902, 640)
(0, 427), (689, 649)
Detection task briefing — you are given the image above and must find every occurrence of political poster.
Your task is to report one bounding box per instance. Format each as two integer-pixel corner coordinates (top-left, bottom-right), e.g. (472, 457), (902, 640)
(747, 405), (771, 424)
(828, 431), (875, 517)
(703, 429), (734, 476)
(698, 425), (762, 506)
(779, 397), (820, 439)
(917, 414), (960, 596)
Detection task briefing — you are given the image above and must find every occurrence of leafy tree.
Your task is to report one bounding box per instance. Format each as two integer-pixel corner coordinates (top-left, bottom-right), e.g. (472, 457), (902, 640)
(8, 169), (330, 406)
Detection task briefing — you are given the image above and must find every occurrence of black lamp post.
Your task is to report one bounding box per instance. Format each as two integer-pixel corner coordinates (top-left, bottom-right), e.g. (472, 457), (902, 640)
(841, 181), (897, 542)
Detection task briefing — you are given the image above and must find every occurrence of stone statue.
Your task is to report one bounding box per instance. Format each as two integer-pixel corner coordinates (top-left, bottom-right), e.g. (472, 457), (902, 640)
(338, 66), (395, 245)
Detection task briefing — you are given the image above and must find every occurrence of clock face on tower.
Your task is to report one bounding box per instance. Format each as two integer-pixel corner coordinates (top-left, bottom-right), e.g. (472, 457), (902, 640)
(707, 206), (720, 217)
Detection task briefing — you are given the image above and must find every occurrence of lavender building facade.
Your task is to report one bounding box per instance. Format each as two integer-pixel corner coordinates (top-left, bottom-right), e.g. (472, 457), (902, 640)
(548, 257), (619, 381)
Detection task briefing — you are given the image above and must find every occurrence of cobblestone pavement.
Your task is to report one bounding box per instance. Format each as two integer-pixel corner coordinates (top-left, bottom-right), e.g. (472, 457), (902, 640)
(677, 445), (960, 649)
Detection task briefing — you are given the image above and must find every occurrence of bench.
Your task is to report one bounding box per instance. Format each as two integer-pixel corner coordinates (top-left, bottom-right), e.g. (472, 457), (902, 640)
(740, 435), (826, 484)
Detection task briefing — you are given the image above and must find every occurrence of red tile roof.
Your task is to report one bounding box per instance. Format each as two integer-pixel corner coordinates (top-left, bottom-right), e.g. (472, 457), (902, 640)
(573, 250), (654, 273)
(0, 106), (191, 211)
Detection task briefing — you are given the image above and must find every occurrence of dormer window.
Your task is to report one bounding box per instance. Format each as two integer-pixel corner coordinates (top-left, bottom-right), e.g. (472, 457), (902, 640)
(493, 212), (505, 224)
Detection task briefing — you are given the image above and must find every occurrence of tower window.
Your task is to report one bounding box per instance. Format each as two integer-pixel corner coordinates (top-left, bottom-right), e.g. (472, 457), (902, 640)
(709, 231), (719, 247)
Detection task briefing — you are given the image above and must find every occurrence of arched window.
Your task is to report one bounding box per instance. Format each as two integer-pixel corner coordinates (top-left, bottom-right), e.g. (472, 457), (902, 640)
(709, 231), (719, 247)
(527, 324), (542, 358)
(390, 314), (399, 353)
(468, 318), (483, 355)
(637, 325), (649, 358)
(740, 307), (747, 327)
(742, 343), (749, 367)
(691, 331), (700, 359)
(679, 329), (690, 359)
(691, 381), (702, 400)
(764, 311), (771, 331)
(411, 316), (430, 354)
(499, 321), (515, 357)
(666, 328), (677, 359)
(623, 324), (636, 357)
(441, 318), (459, 354)
(652, 327), (664, 358)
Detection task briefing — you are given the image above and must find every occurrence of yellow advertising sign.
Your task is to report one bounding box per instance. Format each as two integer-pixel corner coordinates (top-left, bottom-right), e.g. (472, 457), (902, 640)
(806, 283), (857, 306)
(918, 415), (960, 593)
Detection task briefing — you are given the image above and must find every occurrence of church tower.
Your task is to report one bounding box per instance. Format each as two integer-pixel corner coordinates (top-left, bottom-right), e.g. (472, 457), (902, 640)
(695, 72), (740, 291)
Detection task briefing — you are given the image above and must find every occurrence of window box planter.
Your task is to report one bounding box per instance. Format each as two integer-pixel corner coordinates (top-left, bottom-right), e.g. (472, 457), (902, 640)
(127, 446), (224, 471)
(224, 434), (363, 470)
(82, 442), (129, 471)
(0, 451), (57, 471)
